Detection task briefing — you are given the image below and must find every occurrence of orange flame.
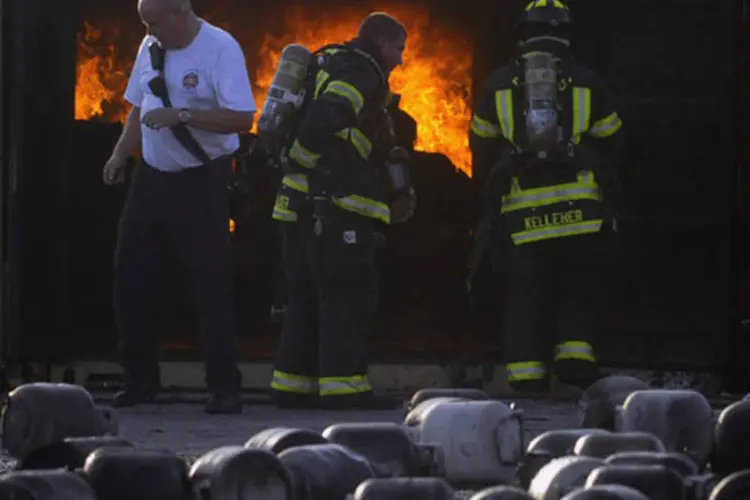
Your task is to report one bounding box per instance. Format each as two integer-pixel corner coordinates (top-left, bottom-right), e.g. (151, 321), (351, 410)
(74, 5), (473, 175)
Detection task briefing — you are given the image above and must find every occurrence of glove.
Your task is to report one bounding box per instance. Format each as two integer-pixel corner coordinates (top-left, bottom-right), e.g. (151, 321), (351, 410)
(390, 186), (417, 224)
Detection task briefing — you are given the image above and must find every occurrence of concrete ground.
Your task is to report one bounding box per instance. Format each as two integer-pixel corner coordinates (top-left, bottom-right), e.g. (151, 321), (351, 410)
(112, 398), (579, 457)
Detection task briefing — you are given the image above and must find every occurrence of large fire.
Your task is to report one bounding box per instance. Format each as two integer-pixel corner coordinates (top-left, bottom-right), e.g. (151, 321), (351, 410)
(75, 5), (473, 175)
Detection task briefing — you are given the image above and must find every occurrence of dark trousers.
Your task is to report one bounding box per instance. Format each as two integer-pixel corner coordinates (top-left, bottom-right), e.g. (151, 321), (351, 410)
(498, 233), (613, 390)
(273, 205), (377, 405)
(114, 159), (241, 391)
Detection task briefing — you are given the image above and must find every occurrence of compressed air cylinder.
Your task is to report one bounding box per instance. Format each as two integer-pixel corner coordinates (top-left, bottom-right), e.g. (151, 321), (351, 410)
(522, 51), (560, 155)
(245, 427), (328, 454)
(519, 429), (610, 488)
(577, 376), (650, 430)
(573, 432), (665, 459)
(1, 382), (116, 460)
(616, 389), (714, 468)
(353, 477), (454, 500)
(257, 43), (313, 143)
(0, 469), (98, 500)
(19, 436), (134, 471)
(190, 446), (292, 500)
(585, 464), (686, 500)
(528, 456), (605, 500)
(403, 399), (523, 484)
(323, 422), (442, 478)
(83, 447), (190, 500)
(278, 443), (375, 500)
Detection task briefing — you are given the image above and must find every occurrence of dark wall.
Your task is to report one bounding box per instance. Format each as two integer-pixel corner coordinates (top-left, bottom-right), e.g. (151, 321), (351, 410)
(4, 0), (77, 363)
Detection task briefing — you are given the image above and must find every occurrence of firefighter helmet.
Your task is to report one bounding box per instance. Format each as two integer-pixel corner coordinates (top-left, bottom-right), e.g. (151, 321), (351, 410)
(522, 0), (573, 27)
(519, 0), (573, 45)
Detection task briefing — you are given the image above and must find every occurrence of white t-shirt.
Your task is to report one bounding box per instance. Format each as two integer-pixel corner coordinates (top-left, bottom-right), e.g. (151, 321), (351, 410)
(124, 21), (257, 172)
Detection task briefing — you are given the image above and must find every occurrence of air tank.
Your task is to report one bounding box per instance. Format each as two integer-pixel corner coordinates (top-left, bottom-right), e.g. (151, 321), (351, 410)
(258, 44), (313, 144)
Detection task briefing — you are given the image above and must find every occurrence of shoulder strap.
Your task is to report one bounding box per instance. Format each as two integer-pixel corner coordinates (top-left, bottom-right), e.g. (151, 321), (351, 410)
(148, 41), (212, 166)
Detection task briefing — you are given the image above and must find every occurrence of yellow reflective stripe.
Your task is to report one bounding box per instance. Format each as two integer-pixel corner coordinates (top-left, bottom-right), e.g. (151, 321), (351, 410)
(590, 112), (623, 138)
(526, 0), (568, 10)
(334, 127), (372, 160)
(494, 89), (515, 144)
(324, 80), (365, 115)
(289, 139), (320, 169)
(319, 375), (372, 396)
(332, 195), (391, 224)
(512, 219), (603, 245)
(272, 207), (298, 222)
(555, 341), (596, 363)
(270, 370), (318, 394)
(471, 114), (502, 138)
(314, 70), (330, 100)
(571, 86), (591, 145)
(282, 173), (309, 193)
(501, 171), (599, 213)
(506, 361), (546, 382)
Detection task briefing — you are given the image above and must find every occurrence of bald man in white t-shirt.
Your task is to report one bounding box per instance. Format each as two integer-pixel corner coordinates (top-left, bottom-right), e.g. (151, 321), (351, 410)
(102, 0), (256, 414)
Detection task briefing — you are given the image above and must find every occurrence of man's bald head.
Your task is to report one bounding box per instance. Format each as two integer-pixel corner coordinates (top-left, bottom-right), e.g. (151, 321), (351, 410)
(138, 0), (196, 49)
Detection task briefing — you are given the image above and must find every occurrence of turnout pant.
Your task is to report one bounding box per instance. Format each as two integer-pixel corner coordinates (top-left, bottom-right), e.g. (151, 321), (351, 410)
(272, 204), (377, 407)
(499, 233), (613, 390)
(114, 160), (241, 392)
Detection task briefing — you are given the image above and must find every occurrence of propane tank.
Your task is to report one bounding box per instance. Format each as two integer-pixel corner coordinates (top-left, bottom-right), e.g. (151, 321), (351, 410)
(528, 456), (605, 500)
(258, 44), (313, 144)
(521, 51), (561, 158)
(615, 389), (714, 468)
(190, 446), (292, 500)
(1, 382), (116, 461)
(0, 469), (99, 500)
(404, 399), (523, 484)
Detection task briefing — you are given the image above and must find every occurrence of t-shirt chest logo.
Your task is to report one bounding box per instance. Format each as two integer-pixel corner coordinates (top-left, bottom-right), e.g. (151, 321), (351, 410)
(182, 71), (200, 90)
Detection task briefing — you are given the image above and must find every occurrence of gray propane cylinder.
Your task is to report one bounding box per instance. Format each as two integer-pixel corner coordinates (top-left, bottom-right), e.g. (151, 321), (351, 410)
(83, 447), (190, 500)
(615, 389), (714, 468)
(245, 427), (328, 454)
(404, 399), (523, 485)
(257, 43), (313, 144)
(18, 435), (134, 471)
(353, 477), (454, 500)
(278, 443), (375, 500)
(528, 456), (605, 500)
(407, 388), (489, 413)
(1, 383), (115, 460)
(0, 469), (98, 500)
(190, 446), (292, 500)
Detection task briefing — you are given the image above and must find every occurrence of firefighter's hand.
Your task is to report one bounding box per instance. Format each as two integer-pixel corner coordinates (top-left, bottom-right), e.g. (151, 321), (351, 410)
(390, 187), (417, 224)
(102, 155), (127, 186)
(141, 108), (180, 130)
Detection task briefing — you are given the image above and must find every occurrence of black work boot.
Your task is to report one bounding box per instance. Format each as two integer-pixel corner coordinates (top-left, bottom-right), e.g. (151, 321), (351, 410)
(112, 379), (160, 408)
(273, 391), (319, 410)
(205, 391), (243, 414)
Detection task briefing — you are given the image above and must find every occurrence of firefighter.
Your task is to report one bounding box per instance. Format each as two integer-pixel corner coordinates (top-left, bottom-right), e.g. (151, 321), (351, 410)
(469, 0), (625, 392)
(270, 12), (415, 409)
